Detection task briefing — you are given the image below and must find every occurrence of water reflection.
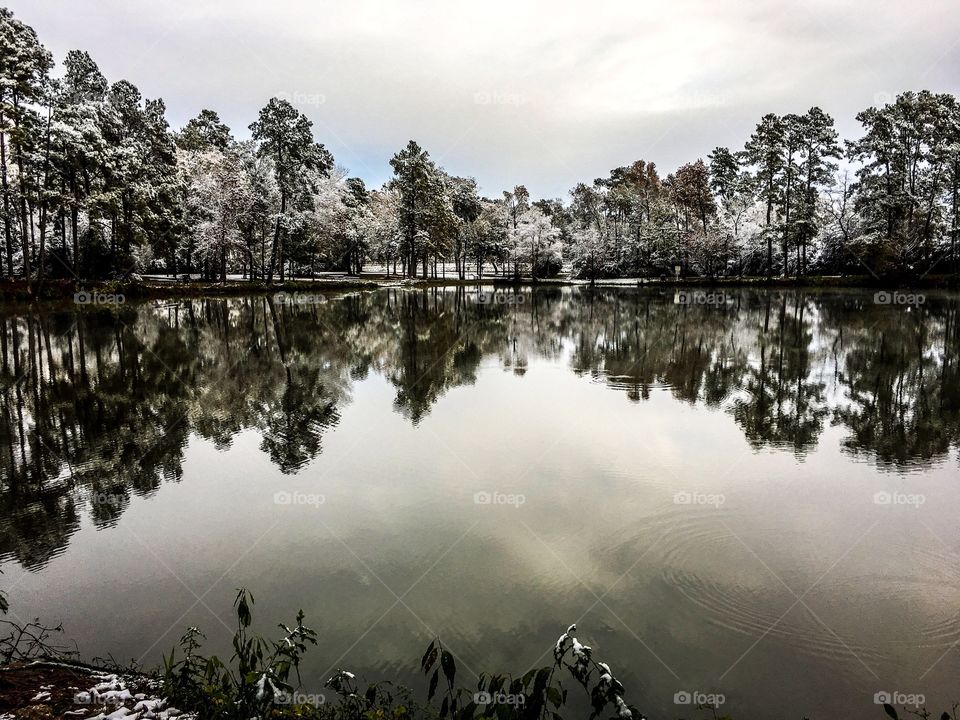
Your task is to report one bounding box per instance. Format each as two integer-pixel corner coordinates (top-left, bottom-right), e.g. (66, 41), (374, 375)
(0, 287), (958, 569)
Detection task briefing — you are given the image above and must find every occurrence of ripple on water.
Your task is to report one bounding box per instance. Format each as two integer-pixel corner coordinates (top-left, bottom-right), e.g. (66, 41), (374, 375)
(599, 375), (674, 396)
(655, 509), (886, 665)
(835, 543), (960, 651)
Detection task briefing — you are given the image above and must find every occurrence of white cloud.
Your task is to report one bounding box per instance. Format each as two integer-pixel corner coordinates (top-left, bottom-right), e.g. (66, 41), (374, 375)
(12, 0), (960, 197)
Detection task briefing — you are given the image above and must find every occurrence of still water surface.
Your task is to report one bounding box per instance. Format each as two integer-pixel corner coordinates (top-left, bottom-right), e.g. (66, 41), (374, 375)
(1, 286), (959, 718)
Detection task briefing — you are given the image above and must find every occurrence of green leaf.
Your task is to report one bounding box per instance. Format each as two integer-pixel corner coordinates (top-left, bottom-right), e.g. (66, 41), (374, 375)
(533, 667), (550, 696)
(441, 650), (456, 688)
(421, 641), (436, 671)
(234, 589), (253, 628)
(428, 669), (440, 701)
(883, 704), (899, 720)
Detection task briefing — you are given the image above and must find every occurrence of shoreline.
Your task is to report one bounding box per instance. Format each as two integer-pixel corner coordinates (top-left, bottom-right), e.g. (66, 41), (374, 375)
(0, 660), (194, 719)
(0, 273), (957, 306)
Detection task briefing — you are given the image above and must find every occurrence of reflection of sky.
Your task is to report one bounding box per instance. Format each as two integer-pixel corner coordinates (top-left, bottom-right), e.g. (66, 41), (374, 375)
(7, 335), (960, 720)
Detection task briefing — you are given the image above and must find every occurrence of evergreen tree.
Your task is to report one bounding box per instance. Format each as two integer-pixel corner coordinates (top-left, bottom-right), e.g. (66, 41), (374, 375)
(250, 98), (332, 281)
(742, 113), (786, 275)
(389, 140), (440, 278)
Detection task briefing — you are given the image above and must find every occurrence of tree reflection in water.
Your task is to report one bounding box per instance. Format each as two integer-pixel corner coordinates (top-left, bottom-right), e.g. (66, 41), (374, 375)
(1, 287), (958, 568)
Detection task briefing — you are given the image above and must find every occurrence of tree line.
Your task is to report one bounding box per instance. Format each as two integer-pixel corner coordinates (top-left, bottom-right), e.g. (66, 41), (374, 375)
(2, 7), (959, 284)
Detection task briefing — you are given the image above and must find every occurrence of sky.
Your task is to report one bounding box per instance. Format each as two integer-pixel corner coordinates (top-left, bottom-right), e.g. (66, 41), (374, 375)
(10, 0), (960, 199)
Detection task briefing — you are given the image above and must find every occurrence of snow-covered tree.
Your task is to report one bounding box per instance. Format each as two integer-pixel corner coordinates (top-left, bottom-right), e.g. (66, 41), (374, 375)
(512, 207), (561, 280)
(568, 223), (604, 281)
(250, 97), (333, 281)
(4, 5), (960, 285)
(179, 146), (253, 279)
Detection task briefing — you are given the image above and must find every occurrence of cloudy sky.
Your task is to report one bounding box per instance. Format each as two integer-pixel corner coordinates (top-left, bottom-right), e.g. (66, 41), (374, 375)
(11, 0), (960, 198)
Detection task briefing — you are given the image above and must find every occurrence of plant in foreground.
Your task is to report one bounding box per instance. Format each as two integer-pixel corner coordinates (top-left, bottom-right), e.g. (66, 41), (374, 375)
(156, 588), (960, 720)
(418, 624), (642, 719)
(160, 589), (645, 719)
(163, 589), (318, 718)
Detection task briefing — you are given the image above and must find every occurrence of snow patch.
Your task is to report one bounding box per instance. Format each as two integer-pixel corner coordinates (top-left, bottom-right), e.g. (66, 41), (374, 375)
(70, 671), (196, 719)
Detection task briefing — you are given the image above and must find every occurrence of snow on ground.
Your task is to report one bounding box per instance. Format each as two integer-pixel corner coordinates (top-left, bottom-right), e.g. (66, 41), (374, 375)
(69, 671), (196, 719)
(0, 662), (196, 720)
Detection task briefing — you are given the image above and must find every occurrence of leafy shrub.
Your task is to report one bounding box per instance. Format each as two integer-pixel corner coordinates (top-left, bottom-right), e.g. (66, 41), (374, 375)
(418, 624), (640, 719)
(163, 589), (320, 719)
(154, 587), (960, 720)
(161, 590), (644, 720)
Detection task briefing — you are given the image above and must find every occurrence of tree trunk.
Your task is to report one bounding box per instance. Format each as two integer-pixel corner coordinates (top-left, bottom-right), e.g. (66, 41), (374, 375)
(783, 159), (792, 277)
(765, 190), (773, 277)
(0, 115), (13, 277)
(12, 94), (31, 280)
(267, 191), (286, 282)
(952, 160), (959, 273)
(36, 107), (53, 283)
(71, 205), (79, 277)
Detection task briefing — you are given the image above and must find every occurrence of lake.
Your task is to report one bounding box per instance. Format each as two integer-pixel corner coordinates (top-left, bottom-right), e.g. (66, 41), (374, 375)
(1, 286), (958, 718)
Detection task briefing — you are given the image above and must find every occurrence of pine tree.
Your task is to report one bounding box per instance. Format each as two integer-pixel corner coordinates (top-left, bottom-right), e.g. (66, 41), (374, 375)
(795, 108), (841, 275)
(250, 98), (333, 281)
(389, 140), (440, 278)
(0, 7), (53, 278)
(742, 113), (786, 276)
(53, 50), (109, 276)
(178, 109), (232, 152)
